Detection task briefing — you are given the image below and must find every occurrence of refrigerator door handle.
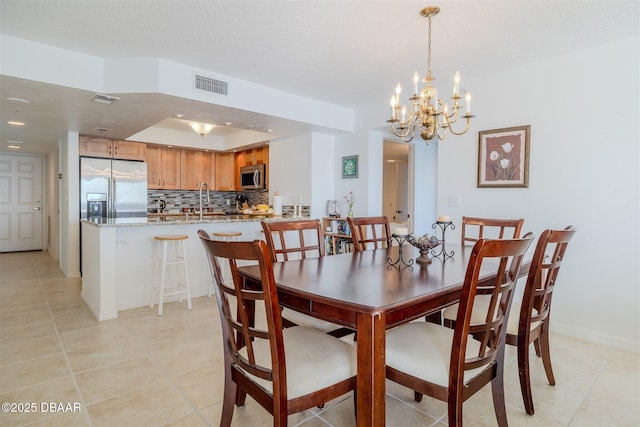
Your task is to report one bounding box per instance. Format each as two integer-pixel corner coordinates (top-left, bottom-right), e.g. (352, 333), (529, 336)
(112, 178), (117, 217)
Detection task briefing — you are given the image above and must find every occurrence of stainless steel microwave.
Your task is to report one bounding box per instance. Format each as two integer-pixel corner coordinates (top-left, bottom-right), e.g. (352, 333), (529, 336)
(239, 164), (266, 190)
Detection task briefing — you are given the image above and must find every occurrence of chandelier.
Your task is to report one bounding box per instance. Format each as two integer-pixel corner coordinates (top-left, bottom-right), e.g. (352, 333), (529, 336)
(388, 6), (474, 143)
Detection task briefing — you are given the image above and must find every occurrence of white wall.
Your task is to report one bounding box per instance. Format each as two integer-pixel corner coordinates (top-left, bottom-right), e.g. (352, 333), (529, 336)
(58, 132), (80, 278)
(268, 133), (313, 208)
(436, 36), (639, 350)
(46, 148), (59, 261)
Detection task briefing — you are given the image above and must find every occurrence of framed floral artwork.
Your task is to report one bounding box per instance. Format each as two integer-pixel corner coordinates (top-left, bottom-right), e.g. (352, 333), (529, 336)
(342, 155), (358, 179)
(477, 125), (530, 188)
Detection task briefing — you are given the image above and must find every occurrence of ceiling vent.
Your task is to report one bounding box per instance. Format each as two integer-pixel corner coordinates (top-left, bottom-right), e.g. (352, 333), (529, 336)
(194, 74), (228, 96)
(92, 94), (120, 105)
(95, 127), (112, 133)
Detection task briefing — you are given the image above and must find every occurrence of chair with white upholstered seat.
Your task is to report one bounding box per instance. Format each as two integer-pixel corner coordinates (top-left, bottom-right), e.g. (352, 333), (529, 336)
(460, 216), (524, 246)
(261, 219), (352, 337)
(385, 234), (534, 427)
(198, 230), (357, 426)
(346, 216), (392, 252)
(506, 226), (576, 415)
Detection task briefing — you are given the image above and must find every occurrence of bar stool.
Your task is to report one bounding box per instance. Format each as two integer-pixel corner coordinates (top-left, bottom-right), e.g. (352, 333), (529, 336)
(150, 234), (192, 316)
(208, 231), (242, 297)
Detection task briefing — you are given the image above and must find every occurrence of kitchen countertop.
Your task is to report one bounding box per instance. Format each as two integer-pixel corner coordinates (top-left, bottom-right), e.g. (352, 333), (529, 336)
(81, 214), (304, 227)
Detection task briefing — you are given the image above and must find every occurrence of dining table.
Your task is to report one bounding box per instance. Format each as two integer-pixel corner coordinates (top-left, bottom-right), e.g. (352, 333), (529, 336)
(238, 242), (530, 427)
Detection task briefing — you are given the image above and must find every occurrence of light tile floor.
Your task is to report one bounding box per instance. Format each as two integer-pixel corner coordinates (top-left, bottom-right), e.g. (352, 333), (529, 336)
(0, 251), (638, 426)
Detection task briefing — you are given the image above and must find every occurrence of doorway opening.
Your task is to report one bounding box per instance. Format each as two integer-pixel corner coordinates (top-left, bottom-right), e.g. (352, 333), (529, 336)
(383, 140), (412, 234)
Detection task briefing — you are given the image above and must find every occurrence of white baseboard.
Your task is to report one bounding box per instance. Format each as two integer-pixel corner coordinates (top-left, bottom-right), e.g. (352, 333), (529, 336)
(551, 322), (639, 352)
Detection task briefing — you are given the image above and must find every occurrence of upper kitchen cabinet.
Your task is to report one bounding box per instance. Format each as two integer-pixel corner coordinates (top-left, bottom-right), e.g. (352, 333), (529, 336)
(146, 145), (181, 190)
(235, 145), (269, 189)
(180, 150), (216, 190)
(215, 152), (235, 191)
(79, 136), (146, 161)
(236, 146), (269, 168)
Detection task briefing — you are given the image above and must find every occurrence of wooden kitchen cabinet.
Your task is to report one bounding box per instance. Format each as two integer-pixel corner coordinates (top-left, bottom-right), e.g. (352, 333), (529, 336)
(215, 152), (236, 191)
(236, 146), (268, 167)
(79, 136), (146, 161)
(235, 145), (269, 189)
(113, 140), (146, 160)
(180, 150), (215, 190)
(146, 145), (181, 189)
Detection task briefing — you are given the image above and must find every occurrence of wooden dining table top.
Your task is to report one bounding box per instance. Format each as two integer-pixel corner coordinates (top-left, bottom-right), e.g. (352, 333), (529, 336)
(239, 243), (516, 326)
(237, 243), (530, 427)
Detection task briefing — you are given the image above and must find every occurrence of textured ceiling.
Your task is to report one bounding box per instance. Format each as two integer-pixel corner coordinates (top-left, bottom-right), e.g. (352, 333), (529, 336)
(1, 0), (638, 154)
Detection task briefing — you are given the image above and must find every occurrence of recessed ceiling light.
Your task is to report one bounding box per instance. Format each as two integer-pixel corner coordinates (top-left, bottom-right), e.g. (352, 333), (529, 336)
(175, 113), (184, 118)
(8, 108), (25, 126)
(224, 122), (233, 126)
(267, 129), (273, 133)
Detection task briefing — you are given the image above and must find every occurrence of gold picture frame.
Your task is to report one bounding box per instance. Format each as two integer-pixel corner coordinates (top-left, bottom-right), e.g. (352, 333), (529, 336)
(478, 125), (530, 188)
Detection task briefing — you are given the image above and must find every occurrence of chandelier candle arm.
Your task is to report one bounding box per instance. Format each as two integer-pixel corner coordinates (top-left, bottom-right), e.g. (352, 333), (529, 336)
(386, 6), (475, 144)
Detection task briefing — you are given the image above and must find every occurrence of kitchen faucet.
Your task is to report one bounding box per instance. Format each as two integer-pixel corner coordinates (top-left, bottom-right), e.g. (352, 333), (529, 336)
(199, 182), (210, 220)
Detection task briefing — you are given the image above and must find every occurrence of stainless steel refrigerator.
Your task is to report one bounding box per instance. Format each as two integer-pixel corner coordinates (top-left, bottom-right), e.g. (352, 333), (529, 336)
(80, 157), (148, 218)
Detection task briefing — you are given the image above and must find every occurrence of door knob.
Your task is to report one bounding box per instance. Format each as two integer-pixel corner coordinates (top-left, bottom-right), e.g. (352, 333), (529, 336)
(33, 207), (41, 211)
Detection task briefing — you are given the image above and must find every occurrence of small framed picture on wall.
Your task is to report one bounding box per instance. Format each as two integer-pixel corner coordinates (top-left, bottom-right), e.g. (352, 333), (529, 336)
(477, 125), (530, 188)
(342, 155), (358, 179)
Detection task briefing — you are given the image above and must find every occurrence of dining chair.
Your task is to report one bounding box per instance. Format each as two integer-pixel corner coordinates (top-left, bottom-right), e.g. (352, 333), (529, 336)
(347, 216), (392, 252)
(461, 216), (524, 245)
(198, 230), (357, 427)
(443, 216), (525, 325)
(443, 226), (576, 415)
(505, 225), (577, 415)
(385, 234), (534, 427)
(260, 219), (352, 337)
(261, 219), (326, 261)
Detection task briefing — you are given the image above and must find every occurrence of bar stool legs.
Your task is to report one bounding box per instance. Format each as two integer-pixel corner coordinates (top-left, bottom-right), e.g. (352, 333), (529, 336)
(150, 235), (192, 316)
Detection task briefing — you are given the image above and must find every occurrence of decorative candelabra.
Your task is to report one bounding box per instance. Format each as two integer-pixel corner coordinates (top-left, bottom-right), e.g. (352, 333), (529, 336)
(387, 6), (475, 143)
(387, 233), (414, 268)
(431, 219), (455, 259)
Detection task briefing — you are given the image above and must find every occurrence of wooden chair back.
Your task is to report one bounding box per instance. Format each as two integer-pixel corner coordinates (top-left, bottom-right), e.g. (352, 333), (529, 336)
(452, 234), (534, 390)
(385, 233), (534, 426)
(199, 231), (282, 386)
(347, 216), (391, 252)
(507, 225), (576, 415)
(461, 216), (524, 245)
(520, 226), (576, 337)
(198, 229), (357, 425)
(261, 219), (325, 262)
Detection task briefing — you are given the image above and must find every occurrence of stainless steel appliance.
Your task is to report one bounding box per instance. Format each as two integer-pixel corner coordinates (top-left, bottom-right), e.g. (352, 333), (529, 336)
(239, 164), (266, 190)
(80, 157), (148, 218)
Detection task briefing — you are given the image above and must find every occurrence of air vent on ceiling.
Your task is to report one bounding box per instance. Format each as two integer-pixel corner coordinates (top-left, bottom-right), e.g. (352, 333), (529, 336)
(194, 74), (228, 95)
(95, 127), (112, 133)
(92, 94), (120, 105)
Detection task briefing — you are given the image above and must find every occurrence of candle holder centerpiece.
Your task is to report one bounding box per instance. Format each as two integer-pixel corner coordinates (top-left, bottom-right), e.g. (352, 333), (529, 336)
(387, 233), (414, 268)
(407, 234), (441, 264)
(431, 218), (455, 259)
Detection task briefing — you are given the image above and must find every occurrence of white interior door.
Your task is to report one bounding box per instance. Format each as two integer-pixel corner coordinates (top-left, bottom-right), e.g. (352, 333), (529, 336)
(383, 141), (411, 232)
(0, 154), (43, 252)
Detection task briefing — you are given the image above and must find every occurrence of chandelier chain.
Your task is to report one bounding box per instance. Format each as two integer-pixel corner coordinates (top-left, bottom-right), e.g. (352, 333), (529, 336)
(427, 15), (432, 81)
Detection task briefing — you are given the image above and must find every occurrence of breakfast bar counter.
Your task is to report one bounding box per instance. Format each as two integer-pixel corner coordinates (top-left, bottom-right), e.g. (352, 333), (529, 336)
(81, 215), (294, 321)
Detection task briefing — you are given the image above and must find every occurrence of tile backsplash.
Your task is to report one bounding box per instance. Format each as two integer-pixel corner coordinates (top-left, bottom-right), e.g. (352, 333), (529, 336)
(147, 189), (269, 213)
(147, 189), (309, 217)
